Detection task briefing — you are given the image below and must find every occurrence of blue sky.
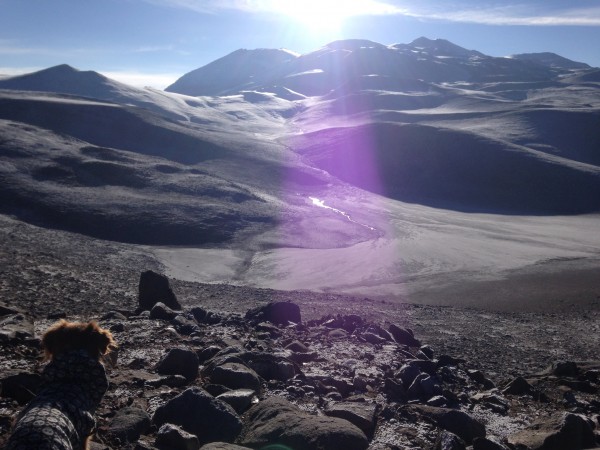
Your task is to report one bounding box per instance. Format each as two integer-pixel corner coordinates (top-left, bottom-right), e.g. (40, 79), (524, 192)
(1, 0), (599, 89)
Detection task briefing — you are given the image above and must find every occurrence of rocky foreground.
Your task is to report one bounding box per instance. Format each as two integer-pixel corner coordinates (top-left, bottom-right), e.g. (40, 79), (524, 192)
(1, 270), (599, 450)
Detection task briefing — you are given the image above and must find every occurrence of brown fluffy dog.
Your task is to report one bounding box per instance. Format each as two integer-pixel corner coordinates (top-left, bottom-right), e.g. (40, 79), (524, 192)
(6, 320), (116, 450)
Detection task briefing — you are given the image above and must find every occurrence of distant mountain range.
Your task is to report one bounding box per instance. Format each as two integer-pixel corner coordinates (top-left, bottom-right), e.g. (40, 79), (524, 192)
(0, 37), (599, 246)
(166, 37), (592, 97)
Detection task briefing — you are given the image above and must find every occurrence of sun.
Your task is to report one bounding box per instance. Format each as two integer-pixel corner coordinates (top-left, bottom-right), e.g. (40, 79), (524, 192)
(279, 0), (348, 32)
(270, 0), (396, 33)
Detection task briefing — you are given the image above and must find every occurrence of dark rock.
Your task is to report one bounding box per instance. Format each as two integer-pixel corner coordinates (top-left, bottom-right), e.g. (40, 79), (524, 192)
(172, 314), (200, 335)
(420, 375), (443, 399)
(152, 387), (242, 445)
(339, 314), (365, 333)
(239, 396), (368, 450)
(409, 405), (486, 444)
(502, 376), (533, 396)
(558, 378), (598, 394)
(155, 423), (200, 450)
(199, 443), (252, 450)
(365, 324), (394, 342)
(245, 301), (301, 325)
(285, 340), (309, 353)
(407, 373), (443, 400)
(0, 313), (34, 342)
(471, 392), (509, 415)
(101, 310), (128, 321)
(388, 324), (421, 347)
(237, 351), (297, 381)
(435, 430), (467, 450)
(407, 359), (438, 376)
(254, 321), (281, 337)
(421, 345), (435, 359)
(552, 361), (580, 377)
(288, 351), (319, 364)
(407, 373), (428, 399)
(0, 371), (42, 404)
(108, 406), (151, 443)
(88, 442), (111, 450)
(190, 306), (208, 322)
(328, 329), (348, 339)
(428, 395), (449, 407)
(210, 362), (261, 393)
(138, 270), (181, 311)
(507, 412), (596, 450)
(146, 374), (188, 388)
(47, 311), (67, 320)
(204, 383), (231, 397)
(473, 436), (510, 450)
(0, 303), (22, 316)
(323, 401), (379, 437)
(216, 389), (257, 414)
(155, 348), (199, 381)
(197, 345), (222, 363)
(467, 370), (495, 389)
(363, 332), (387, 345)
(437, 355), (463, 367)
(150, 302), (178, 320)
(396, 363), (422, 387)
(202, 354), (246, 377)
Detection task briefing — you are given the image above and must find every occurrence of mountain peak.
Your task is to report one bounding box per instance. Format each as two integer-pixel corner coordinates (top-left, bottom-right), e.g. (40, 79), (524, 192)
(509, 52), (590, 70)
(408, 37), (483, 58)
(323, 39), (386, 51)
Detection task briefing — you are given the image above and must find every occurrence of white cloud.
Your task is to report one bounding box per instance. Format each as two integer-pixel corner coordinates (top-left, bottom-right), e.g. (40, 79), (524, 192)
(143, 0), (600, 25)
(144, 0), (404, 15)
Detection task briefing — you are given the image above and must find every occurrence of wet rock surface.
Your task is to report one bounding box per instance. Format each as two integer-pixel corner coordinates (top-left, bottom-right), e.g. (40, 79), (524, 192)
(1, 215), (600, 449)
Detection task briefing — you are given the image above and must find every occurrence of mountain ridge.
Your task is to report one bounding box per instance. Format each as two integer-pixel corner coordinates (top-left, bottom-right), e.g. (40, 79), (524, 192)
(0, 36), (599, 248)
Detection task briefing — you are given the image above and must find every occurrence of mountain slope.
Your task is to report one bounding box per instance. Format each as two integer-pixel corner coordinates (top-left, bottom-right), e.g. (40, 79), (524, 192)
(290, 122), (600, 214)
(166, 37), (589, 98)
(1, 37), (600, 247)
(165, 48), (298, 96)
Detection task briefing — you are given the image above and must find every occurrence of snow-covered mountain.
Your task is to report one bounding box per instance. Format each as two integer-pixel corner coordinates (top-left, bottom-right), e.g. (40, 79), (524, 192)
(0, 37), (599, 244)
(166, 37), (592, 97)
(1, 36), (600, 301)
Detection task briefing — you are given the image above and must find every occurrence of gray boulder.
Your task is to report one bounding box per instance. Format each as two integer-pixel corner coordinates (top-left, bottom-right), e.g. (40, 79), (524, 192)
(409, 405), (486, 444)
(323, 401), (379, 437)
(245, 301), (301, 325)
(388, 324), (421, 347)
(435, 431), (467, 450)
(216, 389), (257, 414)
(0, 371), (42, 404)
(155, 423), (200, 450)
(200, 443), (252, 450)
(210, 362), (261, 393)
(138, 270), (181, 311)
(152, 387), (242, 445)
(239, 396), (368, 450)
(507, 413), (596, 450)
(156, 348), (199, 381)
(473, 436), (510, 450)
(107, 406), (151, 443)
(150, 302), (178, 320)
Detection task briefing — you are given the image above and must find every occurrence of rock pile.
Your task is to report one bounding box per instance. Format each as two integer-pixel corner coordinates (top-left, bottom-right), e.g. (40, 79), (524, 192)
(1, 272), (599, 449)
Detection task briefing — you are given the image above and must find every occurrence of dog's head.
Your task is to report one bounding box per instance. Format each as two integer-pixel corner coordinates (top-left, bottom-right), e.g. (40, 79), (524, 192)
(42, 320), (117, 361)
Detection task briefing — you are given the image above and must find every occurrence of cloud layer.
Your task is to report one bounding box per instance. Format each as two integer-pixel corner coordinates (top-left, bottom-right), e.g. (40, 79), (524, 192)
(144, 0), (600, 26)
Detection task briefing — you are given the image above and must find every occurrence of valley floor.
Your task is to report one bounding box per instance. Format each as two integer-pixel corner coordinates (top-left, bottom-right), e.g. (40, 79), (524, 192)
(1, 213), (599, 381)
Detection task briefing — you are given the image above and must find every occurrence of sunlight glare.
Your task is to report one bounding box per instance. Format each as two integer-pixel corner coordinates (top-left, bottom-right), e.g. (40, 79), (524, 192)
(271, 0), (396, 33)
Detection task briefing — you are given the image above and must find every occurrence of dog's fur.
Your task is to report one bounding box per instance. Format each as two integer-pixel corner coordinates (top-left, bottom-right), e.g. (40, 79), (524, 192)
(6, 320), (116, 450)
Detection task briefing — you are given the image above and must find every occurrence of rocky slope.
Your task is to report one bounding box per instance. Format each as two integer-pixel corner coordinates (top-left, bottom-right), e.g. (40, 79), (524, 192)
(1, 215), (599, 449)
